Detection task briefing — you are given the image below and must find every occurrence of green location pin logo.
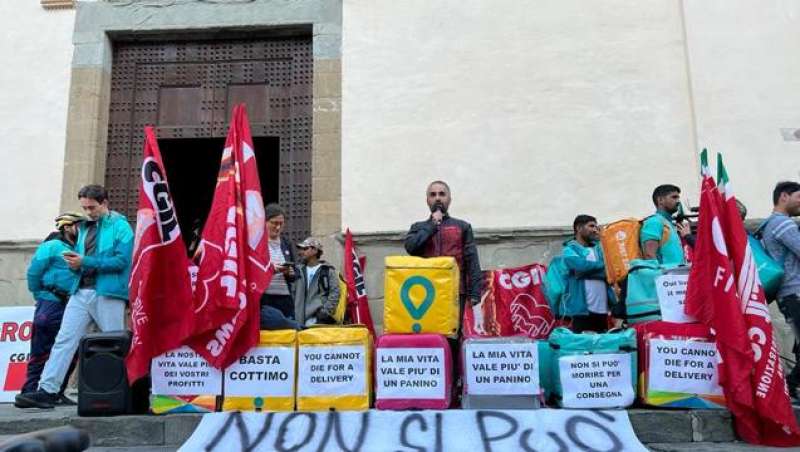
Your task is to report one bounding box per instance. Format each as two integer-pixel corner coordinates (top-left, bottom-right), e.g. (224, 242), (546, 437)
(400, 276), (435, 333)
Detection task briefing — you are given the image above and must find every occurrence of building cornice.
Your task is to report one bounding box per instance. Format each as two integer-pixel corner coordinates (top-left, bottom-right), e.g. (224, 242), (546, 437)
(41, 0), (75, 10)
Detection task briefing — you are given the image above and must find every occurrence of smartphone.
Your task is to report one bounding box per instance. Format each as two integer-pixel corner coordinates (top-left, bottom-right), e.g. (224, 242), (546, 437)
(279, 261), (295, 267)
(61, 250), (78, 257)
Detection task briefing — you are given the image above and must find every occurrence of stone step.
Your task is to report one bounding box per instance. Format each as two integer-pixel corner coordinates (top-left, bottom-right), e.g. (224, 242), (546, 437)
(80, 445), (787, 452)
(0, 405), (798, 449)
(87, 448), (177, 452)
(647, 443), (792, 452)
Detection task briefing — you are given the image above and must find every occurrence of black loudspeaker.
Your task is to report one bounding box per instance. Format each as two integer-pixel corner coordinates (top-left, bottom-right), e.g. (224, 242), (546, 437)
(78, 330), (132, 416)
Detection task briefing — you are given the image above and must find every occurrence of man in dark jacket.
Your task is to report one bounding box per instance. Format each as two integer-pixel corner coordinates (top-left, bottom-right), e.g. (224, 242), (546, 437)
(405, 181), (483, 404)
(405, 180), (483, 308)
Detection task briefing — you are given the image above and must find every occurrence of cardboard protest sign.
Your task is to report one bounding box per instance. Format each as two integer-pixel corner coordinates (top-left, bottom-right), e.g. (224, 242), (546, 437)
(464, 341), (539, 395)
(375, 333), (451, 409)
(223, 330), (297, 412)
(376, 349), (445, 398)
(558, 353), (635, 408)
(644, 338), (725, 408)
(150, 346), (222, 413)
(297, 327), (371, 411)
(655, 272), (695, 323)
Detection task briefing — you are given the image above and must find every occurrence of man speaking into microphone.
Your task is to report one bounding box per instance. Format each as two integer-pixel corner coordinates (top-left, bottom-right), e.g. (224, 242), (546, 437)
(405, 180), (483, 404)
(405, 180), (483, 309)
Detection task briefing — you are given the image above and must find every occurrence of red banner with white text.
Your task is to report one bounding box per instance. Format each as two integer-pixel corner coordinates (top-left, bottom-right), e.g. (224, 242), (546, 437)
(186, 105), (272, 369)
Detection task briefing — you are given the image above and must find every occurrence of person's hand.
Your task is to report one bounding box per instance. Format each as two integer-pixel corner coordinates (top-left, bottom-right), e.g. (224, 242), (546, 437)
(283, 265), (295, 278)
(470, 298), (486, 335)
(431, 210), (444, 226)
(677, 221), (691, 238)
(63, 253), (82, 270)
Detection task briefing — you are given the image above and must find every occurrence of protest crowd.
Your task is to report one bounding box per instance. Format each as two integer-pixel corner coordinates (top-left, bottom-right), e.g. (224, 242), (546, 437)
(10, 106), (800, 447)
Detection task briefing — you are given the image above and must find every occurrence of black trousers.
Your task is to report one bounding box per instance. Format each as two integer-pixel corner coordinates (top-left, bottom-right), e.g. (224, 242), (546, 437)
(260, 293), (295, 319)
(446, 295), (468, 407)
(562, 313), (609, 334)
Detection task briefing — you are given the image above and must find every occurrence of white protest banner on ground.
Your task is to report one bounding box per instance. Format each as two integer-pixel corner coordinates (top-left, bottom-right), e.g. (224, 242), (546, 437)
(179, 409), (648, 452)
(0, 307), (34, 402)
(655, 273), (695, 323)
(376, 348), (445, 399)
(297, 345), (366, 397)
(559, 353), (634, 408)
(151, 346), (222, 396)
(464, 341), (539, 395)
(648, 339), (722, 395)
(224, 345), (295, 397)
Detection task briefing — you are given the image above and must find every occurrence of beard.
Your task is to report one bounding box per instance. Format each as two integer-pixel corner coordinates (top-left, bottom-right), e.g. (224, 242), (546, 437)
(430, 201), (447, 214)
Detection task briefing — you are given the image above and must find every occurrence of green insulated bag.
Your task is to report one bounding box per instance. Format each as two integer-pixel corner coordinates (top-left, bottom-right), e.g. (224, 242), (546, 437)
(625, 260), (687, 324)
(544, 256), (569, 316)
(749, 234), (783, 301)
(548, 327), (637, 408)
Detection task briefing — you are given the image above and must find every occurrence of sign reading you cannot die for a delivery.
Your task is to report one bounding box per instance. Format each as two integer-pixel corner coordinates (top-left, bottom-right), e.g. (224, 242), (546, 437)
(376, 347), (445, 399)
(648, 338), (722, 396)
(297, 345), (366, 397)
(151, 346), (222, 396)
(464, 341), (540, 395)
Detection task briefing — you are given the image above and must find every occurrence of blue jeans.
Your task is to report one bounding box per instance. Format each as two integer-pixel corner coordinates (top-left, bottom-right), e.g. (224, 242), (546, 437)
(260, 305), (301, 330)
(38, 289), (125, 394)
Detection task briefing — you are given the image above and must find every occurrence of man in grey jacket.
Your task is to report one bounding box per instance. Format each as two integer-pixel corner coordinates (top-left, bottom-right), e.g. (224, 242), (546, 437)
(294, 237), (341, 326)
(762, 181), (800, 399)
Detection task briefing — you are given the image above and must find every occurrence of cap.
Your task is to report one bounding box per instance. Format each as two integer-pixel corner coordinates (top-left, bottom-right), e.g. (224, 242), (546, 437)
(55, 211), (87, 229)
(297, 237), (323, 250)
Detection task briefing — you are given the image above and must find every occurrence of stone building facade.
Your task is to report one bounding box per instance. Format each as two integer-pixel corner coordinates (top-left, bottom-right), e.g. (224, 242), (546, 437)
(1, 2), (799, 348)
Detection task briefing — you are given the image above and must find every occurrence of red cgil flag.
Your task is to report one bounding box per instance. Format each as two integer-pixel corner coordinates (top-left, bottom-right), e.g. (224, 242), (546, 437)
(343, 229), (375, 336)
(685, 150), (758, 442)
(126, 126), (196, 384)
(186, 104), (272, 369)
(715, 154), (800, 446)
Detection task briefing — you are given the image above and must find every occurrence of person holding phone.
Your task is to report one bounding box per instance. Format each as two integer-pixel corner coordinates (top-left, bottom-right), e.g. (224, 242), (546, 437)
(259, 204), (301, 330)
(16, 185), (133, 409)
(14, 212), (86, 408)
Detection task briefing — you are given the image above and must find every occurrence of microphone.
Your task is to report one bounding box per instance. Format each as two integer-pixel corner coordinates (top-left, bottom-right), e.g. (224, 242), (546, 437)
(431, 203), (444, 226)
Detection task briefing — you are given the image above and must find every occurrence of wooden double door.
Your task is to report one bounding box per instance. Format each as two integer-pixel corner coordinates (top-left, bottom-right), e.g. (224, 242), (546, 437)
(106, 36), (312, 243)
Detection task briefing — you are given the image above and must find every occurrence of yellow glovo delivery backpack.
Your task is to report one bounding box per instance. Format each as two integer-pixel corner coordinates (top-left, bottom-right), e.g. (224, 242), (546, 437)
(383, 256), (460, 337)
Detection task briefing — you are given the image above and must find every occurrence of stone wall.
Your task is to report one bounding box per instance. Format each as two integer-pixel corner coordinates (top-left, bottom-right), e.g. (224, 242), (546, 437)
(0, 242), (38, 307)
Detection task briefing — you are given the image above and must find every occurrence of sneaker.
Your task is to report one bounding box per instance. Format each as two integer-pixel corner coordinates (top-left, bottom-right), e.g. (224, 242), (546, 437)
(56, 394), (77, 406)
(13, 390), (57, 409)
